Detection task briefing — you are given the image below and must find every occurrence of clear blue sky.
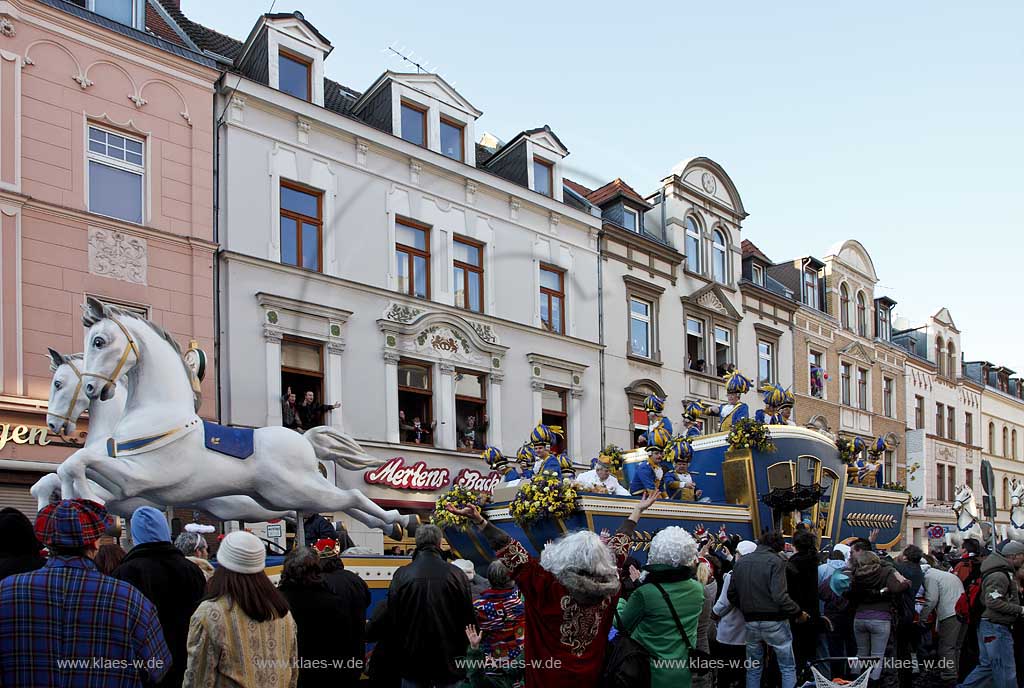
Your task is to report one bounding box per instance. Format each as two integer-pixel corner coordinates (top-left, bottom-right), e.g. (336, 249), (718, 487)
(185, 1), (1024, 370)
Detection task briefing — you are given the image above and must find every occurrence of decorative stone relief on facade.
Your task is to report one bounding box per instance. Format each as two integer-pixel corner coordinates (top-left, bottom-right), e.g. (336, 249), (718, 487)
(509, 198), (520, 221)
(701, 172), (717, 195)
(128, 93), (147, 108)
(355, 139), (368, 166)
(696, 290), (728, 316)
(0, 18), (16, 38)
(409, 160), (422, 185)
(465, 181), (477, 205)
(549, 212), (560, 235)
(385, 303), (424, 323)
(297, 117), (311, 145)
(470, 321), (498, 344)
(72, 73), (93, 89)
(88, 228), (147, 284)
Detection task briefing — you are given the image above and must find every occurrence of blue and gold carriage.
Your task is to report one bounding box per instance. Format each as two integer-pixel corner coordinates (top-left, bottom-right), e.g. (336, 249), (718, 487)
(444, 426), (908, 566)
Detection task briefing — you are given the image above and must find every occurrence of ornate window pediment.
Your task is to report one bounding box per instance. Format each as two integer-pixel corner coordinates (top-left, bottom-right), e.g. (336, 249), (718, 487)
(379, 304), (507, 372)
(682, 283), (742, 322)
(839, 341), (876, 365)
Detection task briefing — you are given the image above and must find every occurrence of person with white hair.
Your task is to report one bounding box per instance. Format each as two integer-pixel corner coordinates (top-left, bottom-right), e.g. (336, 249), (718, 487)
(612, 526), (705, 688)
(173, 522), (215, 580)
(448, 491), (660, 688)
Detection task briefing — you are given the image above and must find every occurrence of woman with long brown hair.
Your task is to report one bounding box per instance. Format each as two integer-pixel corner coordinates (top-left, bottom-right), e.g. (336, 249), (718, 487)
(183, 530), (297, 687)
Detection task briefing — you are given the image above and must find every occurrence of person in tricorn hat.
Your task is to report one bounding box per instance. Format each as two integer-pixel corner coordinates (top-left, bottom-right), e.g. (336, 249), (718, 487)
(0, 499), (171, 687)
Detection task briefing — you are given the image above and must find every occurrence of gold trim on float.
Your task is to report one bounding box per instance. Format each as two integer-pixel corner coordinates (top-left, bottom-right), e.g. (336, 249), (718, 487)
(844, 485), (911, 504)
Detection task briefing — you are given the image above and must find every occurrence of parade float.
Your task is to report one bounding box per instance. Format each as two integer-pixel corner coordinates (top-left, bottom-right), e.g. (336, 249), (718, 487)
(442, 421), (911, 567)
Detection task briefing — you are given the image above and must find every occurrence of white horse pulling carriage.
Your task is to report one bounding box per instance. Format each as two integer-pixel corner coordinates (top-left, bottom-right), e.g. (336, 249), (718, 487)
(32, 298), (416, 540)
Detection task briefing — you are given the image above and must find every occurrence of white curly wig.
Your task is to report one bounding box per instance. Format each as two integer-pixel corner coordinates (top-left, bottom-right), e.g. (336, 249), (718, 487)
(540, 530), (617, 579)
(647, 527), (698, 568)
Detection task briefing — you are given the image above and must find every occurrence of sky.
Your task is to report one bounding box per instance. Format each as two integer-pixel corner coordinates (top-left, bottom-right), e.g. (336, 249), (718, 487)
(184, 1), (1024, 369)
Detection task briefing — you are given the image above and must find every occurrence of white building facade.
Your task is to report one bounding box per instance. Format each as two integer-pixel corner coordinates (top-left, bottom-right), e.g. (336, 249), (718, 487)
(895, 309), (984, 546)
(209, 12), (602, 545)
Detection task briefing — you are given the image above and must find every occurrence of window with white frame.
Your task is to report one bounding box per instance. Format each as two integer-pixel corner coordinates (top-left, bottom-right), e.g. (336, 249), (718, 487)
(629, 297), (652, 358)
(89, 0), (139, 27)
(712, 229), (727, 283)
(757, 340), (774, 386)
(685, 217), (701, 273)
(622, 207), (639, 233)
(686, 317), (705, 372)
(751, 264), (764, 286)
(714, 327), (732, 377)
(856, 367), (868, 410)
(88, 125), (144, 224)
(803, 268), (819, 308)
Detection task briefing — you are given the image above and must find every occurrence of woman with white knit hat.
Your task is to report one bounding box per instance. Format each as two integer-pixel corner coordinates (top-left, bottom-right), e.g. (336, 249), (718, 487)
(183, 530), (298, 687)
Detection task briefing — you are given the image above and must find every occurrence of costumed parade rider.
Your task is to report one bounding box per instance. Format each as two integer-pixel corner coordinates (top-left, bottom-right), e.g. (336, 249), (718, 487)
(779, 388), (796, 425)
(754, 383), (787, 424)
(515, 445), (536, 481)
(662, 438), (705, 502)
(483, 447), (526, 486)
(576, 454), (630, 496)
(858, 438), (886, 488)
(643, 394), (673, 435)
(707, 370), (754, 431)
(529, 424), (574, 478)
(629, 426), (672, 496)
(681, 401), (707, 438)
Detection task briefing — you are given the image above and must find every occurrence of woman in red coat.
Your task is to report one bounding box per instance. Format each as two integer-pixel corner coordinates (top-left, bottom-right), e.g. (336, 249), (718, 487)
(449, 491), (660, 687)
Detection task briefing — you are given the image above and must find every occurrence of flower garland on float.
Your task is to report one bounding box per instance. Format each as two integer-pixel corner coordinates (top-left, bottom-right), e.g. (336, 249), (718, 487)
(726, 417), (776, 453)
(509, 472), (581, 526)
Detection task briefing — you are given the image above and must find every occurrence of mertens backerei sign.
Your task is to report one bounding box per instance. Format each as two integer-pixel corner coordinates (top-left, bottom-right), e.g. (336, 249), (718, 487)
(0, 424), (52, 450)
(364, 457), (501, 493)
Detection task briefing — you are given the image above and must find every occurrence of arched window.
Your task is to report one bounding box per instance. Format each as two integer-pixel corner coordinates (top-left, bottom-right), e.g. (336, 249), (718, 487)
(840, 283), (850, 329)
(855, 292), (867, 337)
(712, 229), (727, 284)
(947, 342), (956, 379)
(935, 337), (945, 377)
(685, 217), (701, 274)
(990, 422), (996, 454)
(1014, 429), (1018, 459)
(1003, 427), (1010, 458)
(1006, 477), (1012, 509)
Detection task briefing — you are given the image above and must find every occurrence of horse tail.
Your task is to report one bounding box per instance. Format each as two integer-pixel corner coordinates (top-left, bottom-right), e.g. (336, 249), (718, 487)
(303, 426), (387, 471)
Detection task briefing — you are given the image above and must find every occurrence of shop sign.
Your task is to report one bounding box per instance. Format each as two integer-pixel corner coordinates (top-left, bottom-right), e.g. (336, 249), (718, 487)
(365, 457), (450, 491)
(453, 468), (502, 494)
(0, 424), (52, 451)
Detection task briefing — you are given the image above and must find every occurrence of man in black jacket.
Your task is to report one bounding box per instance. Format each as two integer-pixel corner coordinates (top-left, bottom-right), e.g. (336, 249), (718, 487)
(387, 524), (474, 687)
(113, 506), (205, 688)
(728, 529), (807, 688)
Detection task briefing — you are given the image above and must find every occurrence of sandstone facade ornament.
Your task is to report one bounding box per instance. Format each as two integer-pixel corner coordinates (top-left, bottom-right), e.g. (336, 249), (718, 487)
(87, 228), (147, 284)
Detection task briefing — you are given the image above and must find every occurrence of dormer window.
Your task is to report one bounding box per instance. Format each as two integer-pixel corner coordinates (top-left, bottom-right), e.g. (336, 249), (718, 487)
(751, 264), (764, 286)
(278, 49), (312, 101)
(533, 157), (553, 197)
(440, 117), (464, 162)
(400, 100), (428, 147)
(803, 268), (819, 308)
(622, 207), (638, 232)
(90, 0), (139, 28)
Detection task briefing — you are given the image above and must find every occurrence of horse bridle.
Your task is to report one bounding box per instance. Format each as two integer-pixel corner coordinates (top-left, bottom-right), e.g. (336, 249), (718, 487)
(49, 357), (85, 427)
(83, 316), (140, 388)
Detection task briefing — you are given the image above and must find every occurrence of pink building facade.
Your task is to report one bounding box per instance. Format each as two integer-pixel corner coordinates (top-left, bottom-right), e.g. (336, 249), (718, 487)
(0, 0), (218, 512)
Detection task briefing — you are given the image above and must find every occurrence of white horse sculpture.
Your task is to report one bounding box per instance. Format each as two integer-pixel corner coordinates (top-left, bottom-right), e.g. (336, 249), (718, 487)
(1007, 478), (1024, 541)
(32, 350), (294, 523)
(951, 483), (984, 545)
(69, 298), (414, 537)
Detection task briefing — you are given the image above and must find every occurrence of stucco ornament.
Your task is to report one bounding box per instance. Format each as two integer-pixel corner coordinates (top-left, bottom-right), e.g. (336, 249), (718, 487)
(701, 171), (716, 194)
(88, 228), (147, 285)
(385, 302), (424, 323)
(0, 17), (15, 38)
(57, 298), (415, 539)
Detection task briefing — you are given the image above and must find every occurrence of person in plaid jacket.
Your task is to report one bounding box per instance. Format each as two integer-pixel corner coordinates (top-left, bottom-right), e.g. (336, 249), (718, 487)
(0, 499), (171, 688)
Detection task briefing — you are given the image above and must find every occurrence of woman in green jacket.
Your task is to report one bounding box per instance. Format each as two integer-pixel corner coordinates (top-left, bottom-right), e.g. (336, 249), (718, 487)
(614, 526), (705, 688)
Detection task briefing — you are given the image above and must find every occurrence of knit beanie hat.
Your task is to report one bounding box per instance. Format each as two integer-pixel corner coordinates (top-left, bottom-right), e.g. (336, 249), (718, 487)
(215, 530), (266, 573)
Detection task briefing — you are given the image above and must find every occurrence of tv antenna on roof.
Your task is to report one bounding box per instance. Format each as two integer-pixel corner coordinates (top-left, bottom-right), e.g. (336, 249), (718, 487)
(383, 42), (456, 86)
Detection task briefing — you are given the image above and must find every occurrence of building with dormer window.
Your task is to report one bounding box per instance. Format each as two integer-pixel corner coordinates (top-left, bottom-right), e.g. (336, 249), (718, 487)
(163, 5), (603, 546)
(894, 308), (983, 545)
(771, 241), (907, 497)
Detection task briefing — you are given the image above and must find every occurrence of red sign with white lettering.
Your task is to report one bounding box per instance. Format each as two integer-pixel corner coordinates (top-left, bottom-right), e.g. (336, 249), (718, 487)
(363, 458), (503, 493)
(364, 457), (450, 491)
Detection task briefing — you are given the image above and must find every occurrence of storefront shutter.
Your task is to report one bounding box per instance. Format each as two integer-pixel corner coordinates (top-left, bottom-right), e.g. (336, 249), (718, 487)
(0, 483), (40, 518)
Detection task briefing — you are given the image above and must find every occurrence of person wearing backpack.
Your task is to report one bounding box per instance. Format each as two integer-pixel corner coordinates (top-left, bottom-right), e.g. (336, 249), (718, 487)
(953, 538), (986, 680)
(613, 526), (705, 688)
(844, 550), (910, 684)
(959, 541), (1024, 688)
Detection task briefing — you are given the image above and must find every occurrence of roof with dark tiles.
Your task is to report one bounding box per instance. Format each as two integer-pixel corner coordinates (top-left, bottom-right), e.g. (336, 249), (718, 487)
(145, 3), (185, 46)
(741, 239), (772, 263)
(562, 178), (593, 198)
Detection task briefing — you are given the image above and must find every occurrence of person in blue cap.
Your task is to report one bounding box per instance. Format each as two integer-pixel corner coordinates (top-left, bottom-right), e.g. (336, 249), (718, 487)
(755, 383), (787, 424)
(629, 427), (672, 496)
(707, 370), (754, 431)
(643, 394), (673, 436)
(529, 424), (564, 477)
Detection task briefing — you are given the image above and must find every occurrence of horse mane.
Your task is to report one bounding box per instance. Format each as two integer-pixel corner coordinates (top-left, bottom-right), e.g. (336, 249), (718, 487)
(103, 306), (202, 412)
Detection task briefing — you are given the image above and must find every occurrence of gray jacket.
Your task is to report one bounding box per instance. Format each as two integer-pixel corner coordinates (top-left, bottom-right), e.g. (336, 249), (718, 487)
(727, 545), (801, 621)
(980, 551), (1023, 626)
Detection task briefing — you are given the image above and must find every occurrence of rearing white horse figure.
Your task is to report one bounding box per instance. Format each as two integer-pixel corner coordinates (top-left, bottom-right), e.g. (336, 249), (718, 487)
(951, 483), (984, 545)
(73, 298), (413, 537)
(1008, 478), (1024, 541)
(36, 349), (294, 523)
